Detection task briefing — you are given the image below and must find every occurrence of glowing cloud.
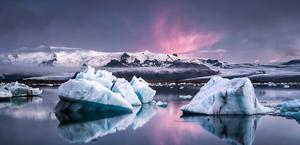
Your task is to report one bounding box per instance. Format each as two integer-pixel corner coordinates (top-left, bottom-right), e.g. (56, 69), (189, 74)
(153, 13), (223, 55)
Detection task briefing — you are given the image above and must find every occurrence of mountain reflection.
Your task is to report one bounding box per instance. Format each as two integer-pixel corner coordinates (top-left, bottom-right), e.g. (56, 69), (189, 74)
(56, 104), (158, 143)
(182, 115), (262, 145)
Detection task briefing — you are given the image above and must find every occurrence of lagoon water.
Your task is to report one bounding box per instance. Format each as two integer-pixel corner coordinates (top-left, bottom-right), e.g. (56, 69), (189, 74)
(0, 86), (300, 145)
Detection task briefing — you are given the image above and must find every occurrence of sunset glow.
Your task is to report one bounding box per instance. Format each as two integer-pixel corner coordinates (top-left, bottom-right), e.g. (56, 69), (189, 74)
(154, 13), (223, 55)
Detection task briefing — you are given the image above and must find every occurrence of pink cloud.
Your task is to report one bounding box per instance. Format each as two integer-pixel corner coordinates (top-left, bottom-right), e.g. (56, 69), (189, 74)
(153, 13), (223, 55)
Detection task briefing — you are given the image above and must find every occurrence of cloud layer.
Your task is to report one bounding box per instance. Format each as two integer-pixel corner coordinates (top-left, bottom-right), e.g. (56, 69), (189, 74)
(0, 0), (300, 62)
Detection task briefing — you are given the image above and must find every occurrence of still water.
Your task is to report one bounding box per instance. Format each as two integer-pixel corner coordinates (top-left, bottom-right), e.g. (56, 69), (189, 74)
(0, 86), (299, 145)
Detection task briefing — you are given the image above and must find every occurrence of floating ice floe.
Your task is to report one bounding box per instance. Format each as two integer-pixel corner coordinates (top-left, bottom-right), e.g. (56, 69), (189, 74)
(179, 95), (193, 99)
(56, 66), (156, 113)
(275, 99), (300, 123)
(277, 99), (300, 112)
(267, 82), (277, 87)
(156, 101), (168, 107)
(181, 76), (272, 115)
(0, 82), (42, 98)
(130, 76), (156, 103)
(283, 84), (290, 89)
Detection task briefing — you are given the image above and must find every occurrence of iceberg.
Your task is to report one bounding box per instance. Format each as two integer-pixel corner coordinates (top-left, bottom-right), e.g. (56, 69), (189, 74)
(130, 76), (156, 103)
(58, 79), (133, 113)
(0, 82), (42, 98)
(112, 78), (141, 105)
(56, 66), (156, 113)
(182, 115), (261, 145)
(181, 76), (272, 115)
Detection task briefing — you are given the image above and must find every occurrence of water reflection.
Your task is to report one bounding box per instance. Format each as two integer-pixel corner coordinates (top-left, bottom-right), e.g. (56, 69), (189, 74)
(56, 104), (158, 143)
(182, 115), (262, 145)
(0, 97), (42, 109)
(0, 97), (55, 120)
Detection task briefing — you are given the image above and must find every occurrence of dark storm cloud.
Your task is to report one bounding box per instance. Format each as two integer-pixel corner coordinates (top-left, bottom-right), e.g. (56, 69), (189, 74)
(0, 0), (300, 62)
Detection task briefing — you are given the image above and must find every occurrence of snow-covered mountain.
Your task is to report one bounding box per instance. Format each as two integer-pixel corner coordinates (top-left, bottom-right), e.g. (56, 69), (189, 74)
(1, 45), (298, 84)
(0, 45), (225, 68)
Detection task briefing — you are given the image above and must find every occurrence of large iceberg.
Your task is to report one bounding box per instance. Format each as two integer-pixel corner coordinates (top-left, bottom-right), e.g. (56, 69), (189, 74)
(0, 82), (42, 98)
(181, 76), (272, 115)
(56, 66), (156, 113)
(58, 79), (133, 113)
(130, 76), (156, 103)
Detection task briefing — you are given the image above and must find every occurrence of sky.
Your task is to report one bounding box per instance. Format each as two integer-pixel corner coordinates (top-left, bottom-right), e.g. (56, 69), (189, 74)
(0, 0), (300, 63)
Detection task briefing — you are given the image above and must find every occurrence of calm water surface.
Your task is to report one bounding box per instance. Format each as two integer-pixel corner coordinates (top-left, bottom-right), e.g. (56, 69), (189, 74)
(0, 86), (299, 145)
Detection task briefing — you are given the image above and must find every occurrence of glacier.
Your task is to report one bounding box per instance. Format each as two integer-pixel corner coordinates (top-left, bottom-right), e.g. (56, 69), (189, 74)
(0, 82), (42, 98)
(56, 66), (156, 113)
(181, 76), (272, 115)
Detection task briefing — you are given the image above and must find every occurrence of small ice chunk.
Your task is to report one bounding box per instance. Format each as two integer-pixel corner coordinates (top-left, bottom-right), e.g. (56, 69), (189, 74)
(58, 79), (133, 112)
(179, 95), (193, 99)
(0, 82), (42, 97)
(112, 78), (142, 105)
(283, 84), (290, 89)
(277, 99), (300, 112)
(130, 76), (156, 103)
(276, 99), (300, 123)
(179, 86), (184, 89)
(268, 82), (277, 87)
(181, 76), (272, 115)
(156, 101), (168, 107)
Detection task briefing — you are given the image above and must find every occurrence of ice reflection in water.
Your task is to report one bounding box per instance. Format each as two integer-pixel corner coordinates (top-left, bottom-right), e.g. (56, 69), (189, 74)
(0, 97), (55, 120)
(182, 115), (261, 145)
(56, 104), (158, 143)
